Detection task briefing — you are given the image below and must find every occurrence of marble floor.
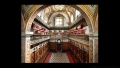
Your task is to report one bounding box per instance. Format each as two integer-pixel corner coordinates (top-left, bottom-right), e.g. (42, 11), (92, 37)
(49, 52), (70, 63)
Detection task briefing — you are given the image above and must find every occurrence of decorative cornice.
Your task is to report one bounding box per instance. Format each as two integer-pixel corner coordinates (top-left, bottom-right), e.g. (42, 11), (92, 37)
(49, 27), (69, 30)
(34, 18), (49, 29)
(88, 34), (98, 39)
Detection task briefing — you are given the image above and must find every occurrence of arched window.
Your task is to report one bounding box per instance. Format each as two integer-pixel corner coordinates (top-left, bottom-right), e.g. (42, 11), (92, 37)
(71, 14), (73, 22)
(55, 17), (62, 27)
(76, 10), (80, 18)
(37, 10), (44, 20)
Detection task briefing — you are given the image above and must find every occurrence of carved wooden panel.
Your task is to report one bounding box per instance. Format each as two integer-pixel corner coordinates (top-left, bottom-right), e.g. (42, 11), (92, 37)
(45, 44), (47, 49)
(84, 51), (89, 63)
(44, 45), (46, 53)
(39, 48), (42, 56)
(69, 41), (89, 63)
(62, 42), (69, 51)
(71, 44), (74, 52)
(30, 52), (35, 63)
(38, 48), (40, 56)
(38, 42), (50, 63)
(41, 46), (43, 56)
(74, 45), (77, 53)
(43, 45), (45, 54)
(78, 48), (81, 60)
(39, 46), (43, 63)
(83, 51), (85, 63)
(35, 51), (37, 61)
(76, 47), (79, 57)
(36, 50), (39, 60)
(49, 42), (56, 51)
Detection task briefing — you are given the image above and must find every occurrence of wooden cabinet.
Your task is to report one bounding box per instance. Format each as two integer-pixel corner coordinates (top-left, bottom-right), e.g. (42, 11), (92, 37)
(49, 42), (56, 52)
(62, 42), (69, 52)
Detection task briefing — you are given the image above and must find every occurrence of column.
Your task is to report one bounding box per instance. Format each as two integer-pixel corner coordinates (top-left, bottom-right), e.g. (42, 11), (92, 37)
(93, 34), (98, 63)
(88, 34), (98, 63)
(89, 34), (93, 63)
(21, 33), (33, 63)
(21, 34), (25, 63)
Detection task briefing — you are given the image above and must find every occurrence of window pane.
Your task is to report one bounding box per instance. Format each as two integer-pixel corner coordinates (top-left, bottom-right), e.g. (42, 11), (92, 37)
(77, 10), (80, 15)
(76, 10), (77, 17)
(56, 21), (59, 25)
(55, 17), (62, 26)
(71, 15), (73, 22)
(55, 20), (57, 22)
(56, 19), (59, 21)
(59, 19), (62, 21)
(60, 22), (62, 24)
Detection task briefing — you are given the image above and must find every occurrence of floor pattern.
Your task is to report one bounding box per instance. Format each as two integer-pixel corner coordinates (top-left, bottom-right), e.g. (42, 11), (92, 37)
(49, 52), (70, 63)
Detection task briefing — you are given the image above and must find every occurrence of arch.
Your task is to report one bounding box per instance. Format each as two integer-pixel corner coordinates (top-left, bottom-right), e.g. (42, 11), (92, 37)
(76, 5), (94, 33)
(94, 13), (98, 33)
(21, 13), (25, 33)
(22, 5), (96, 63)
(24, 5), (94, 34)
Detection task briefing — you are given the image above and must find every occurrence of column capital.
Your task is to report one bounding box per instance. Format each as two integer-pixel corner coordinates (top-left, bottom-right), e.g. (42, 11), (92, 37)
(87, 34), (98, 38)
(21, 32), (33, 38)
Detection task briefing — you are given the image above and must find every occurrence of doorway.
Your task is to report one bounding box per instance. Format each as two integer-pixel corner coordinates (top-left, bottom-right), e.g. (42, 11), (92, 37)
(56, 39), (62, 52)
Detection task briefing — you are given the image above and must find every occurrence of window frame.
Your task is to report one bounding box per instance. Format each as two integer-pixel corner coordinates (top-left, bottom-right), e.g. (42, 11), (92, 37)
(55, 17), (63, 27)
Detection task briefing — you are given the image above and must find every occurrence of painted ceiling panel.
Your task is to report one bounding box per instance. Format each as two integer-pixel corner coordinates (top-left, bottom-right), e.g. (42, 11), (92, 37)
(35, 5), (84, 28)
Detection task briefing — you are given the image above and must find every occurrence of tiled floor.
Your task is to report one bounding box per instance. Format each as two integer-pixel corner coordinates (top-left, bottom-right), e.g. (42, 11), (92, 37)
(49, 52), (70, 63)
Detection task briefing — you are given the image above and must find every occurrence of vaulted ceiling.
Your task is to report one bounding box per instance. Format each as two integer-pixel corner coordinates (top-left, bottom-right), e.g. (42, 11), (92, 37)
(21, 5), (98, 32)
(33, 5), (86, 30)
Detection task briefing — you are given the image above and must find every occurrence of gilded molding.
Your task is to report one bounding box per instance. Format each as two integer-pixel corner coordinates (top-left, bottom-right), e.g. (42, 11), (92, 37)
(21, 13), (25, 33)
(65, 11), (71, 22)
(25, 5), (42, 23)
(93, 6), (98, 26)
(24, 5), (95, 34)
(77, 5), (94, 25)
(94, 14), (98, 34)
